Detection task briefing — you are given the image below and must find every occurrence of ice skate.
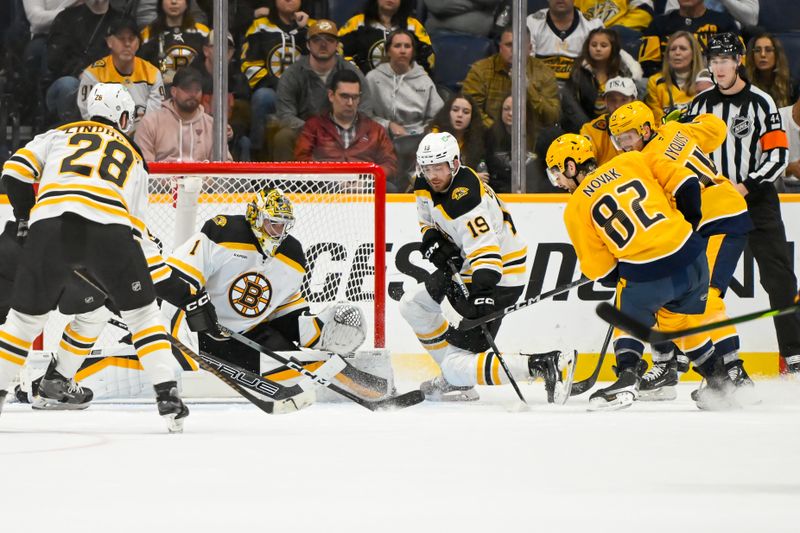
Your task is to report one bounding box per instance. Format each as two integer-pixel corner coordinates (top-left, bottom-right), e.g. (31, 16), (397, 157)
(34, 360), (93, 410)
(588, 363), (644, 412)
(527, 348), (577, 405)
(155, 381), (190, 433)
(694, 360), (739, 411)
(784, 355), (800, 374)
(420, 375), (479, 402)
(639, 359), (678, 401)
(0, 390), (7, 415)
(726, 360), (760, 406)
(676, 353), (690, 375)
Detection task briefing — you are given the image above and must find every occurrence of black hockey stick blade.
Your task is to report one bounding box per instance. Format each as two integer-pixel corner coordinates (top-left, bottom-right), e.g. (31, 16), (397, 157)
(595, 302), (655, 341)
(459, 276), (592, 331)
(363, 389), (425, 411)
(570, 323), (612, 396)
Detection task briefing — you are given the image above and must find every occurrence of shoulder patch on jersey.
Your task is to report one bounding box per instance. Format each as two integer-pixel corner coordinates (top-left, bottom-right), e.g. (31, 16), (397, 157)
(731, 115), (754, 139)
(213, 215), (227, 227)
(592, 118), (608, 131)
(768, 112), (781, 127)
(451, 186), (469, 201)
(274, 235), (307, 271)
(201, 215), (256, 247)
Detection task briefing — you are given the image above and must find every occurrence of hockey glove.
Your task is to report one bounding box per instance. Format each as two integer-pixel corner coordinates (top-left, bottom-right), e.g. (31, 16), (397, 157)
(184, 290), (219, 334)
(467, 285), (496, 319)
(421, 230), (463, 271)
(16, 219), (28, 245)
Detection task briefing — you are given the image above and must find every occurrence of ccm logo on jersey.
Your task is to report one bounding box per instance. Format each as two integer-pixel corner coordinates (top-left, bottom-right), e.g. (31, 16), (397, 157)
(451, 187), (469, 200)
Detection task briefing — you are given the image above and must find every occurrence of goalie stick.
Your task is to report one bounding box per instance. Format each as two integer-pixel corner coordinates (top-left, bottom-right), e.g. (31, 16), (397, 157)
(595, 300), (800, 343)
(105, 317), (319, 415)
(447, 261), (527, 405)
(220, 325), (425, 411)
(569, 324), (612, 396)
(458, 276), (592, 331)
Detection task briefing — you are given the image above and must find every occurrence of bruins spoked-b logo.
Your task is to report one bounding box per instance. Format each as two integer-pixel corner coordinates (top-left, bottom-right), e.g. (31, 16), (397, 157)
(229, 273), (272, 317)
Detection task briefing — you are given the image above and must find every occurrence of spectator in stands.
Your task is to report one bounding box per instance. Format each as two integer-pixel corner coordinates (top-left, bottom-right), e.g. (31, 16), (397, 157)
(46, 0), (124, 124)
(560, 27), (642, 132)
(693, 67), (713, 92)
(339, 0), (434, 75)
(78, 18), (165, 130)
(639, 0), (738, 77)
(423, 0), (503, 38)
(139, 0), (209, 86)
(429, 93), (487, 176)
(484, 95), (519, 193)
(366, 29), (443, 187)
(662, 0), (758, 27)
(779, 92), (800, 191)
(295, 69), (398, 188)
(274, 19), (372, 162)
(527, 0), (605, 83)
(134, 67), (232, 162)
(579, 75), (637, 165)
(575, 0), (654, 32)
(644, 30), (704, 124)
(240, 0), (312, 161)
(463, 25), (560, 152)
(191, 30), (252, 160)
(746, 33), (797, 109)
(134, 0), (208, 29)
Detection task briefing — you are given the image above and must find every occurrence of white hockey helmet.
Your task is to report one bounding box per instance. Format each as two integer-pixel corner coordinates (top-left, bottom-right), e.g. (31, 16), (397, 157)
(416, 132), (460, 176)
(87, 83), (136, 133)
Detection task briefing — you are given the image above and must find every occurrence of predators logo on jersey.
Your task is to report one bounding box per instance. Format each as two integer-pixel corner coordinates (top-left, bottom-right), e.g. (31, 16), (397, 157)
(229, 272), (272, 317)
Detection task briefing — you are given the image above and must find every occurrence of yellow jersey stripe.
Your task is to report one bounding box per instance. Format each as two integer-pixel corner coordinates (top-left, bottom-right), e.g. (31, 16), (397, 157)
(275, 252), (305, 273)
(476, 352), (487, 385)
(3, 161), (35, 181)
(131, 325), (165, 343)
(417, 320), (448, 340)
(0, 330), (31, 350)
(502, 247), (528, 261)
(32, 196), (130, 221)
(167, 257), (206, 286)
(0, 350), (26, 365)
(59, 339), (90, 356)
(17, 148), (42, 173)
(65, 324), (97, 344)
(137, 341), (172, 358)
(467, 245), (501, 259)
(218, 242), (258, 252)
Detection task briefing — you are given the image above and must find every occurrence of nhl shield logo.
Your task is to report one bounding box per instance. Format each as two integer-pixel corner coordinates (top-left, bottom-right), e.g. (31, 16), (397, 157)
(731, 115), (753, 138)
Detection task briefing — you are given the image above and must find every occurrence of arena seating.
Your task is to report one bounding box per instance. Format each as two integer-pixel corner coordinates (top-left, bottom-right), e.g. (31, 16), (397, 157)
(758, 0), (800, 34)
(430, 32), (494, 92)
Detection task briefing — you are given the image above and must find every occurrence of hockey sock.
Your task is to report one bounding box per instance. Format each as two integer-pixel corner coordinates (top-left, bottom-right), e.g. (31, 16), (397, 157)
(0, 310), (48, 391)
(55, 306), (112, 379)
(121, 302), (178, 386)
(714, 336), (742, 368)
(684, 340), (716, 371)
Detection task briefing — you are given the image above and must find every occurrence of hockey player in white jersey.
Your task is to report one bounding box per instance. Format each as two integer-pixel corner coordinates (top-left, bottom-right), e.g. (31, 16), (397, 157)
(400, 132), (575, 402)
(0, 83), (188, 431)
(152, 187), (367, 375)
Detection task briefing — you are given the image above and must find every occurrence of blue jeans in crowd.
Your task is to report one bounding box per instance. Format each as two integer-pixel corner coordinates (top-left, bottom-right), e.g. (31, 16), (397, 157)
(45, 76), (80, 124)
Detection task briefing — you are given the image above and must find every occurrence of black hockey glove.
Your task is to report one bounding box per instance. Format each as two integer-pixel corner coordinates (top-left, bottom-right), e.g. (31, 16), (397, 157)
(467, 284), (496, 319)
(184, 290), (219, 334)
(421, 230), (463, 271)
(16, 219), (28, 245)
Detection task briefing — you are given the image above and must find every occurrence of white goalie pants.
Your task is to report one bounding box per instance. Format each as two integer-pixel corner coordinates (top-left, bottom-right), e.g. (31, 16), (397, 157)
(399, 282), (529, 387)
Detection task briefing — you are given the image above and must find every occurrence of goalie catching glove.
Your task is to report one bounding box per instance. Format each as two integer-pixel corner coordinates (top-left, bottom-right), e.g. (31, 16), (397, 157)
(421, 229), (463, 271)
(183, 289), (219, 334)
(314, 304), (368, 355)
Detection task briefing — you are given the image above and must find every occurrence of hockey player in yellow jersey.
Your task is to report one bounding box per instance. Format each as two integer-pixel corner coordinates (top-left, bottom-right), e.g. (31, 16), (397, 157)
(400, 132), (576, 403)
(0, 84), (188, 431)
(609, 101), (755, 402)
(546, 133), (735, 410)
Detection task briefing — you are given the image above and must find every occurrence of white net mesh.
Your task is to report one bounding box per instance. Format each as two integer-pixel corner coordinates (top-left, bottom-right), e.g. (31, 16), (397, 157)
(40, 163), (385, 352)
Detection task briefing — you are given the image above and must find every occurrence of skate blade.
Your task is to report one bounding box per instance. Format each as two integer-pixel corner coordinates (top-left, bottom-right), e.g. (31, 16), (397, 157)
(587, 392), (635, 412)
(31, 397), (91, 411)
(163, 413), (185, 433)
(553, 352), (577, 405)
(424, 390), (480, 402)
(638, 386), (677, 402)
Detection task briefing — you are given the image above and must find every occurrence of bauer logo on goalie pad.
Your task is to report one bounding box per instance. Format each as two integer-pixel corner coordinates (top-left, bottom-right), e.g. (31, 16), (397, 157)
(229, 272), (272, 317)
(451, 187), (469, 200)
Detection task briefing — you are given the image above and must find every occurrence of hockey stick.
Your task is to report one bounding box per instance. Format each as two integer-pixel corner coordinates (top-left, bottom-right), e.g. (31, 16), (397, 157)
(595, 300), (800, 343)
(105, 317), (317, 415)
(219, 325), (425, 411)
(447, 261), (527, 405)
(570, 323), (612, 396)
(458, 276), (592, 331)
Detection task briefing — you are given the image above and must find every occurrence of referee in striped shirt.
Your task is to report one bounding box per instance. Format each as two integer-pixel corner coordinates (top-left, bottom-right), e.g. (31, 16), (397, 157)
(689, 33), (800, 374)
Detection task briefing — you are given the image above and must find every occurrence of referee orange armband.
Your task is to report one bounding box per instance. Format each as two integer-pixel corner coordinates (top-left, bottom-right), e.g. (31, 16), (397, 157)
(760, 130), (789, 151)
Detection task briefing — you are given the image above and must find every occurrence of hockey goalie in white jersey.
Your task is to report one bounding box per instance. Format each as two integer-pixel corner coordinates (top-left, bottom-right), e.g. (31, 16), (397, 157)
(400, 132), (576, 403)
(157, 187), (368, 375)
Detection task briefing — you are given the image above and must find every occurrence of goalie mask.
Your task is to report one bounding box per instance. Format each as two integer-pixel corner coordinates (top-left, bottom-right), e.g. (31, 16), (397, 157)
(87, 83), (136, 133)
(246, 188), (295, 256)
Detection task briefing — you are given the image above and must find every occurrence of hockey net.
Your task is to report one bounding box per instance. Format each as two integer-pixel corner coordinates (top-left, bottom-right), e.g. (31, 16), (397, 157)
(29, 162), (387, 399)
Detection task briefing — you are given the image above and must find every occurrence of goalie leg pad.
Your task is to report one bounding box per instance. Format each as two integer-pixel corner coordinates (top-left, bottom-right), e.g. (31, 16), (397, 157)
(315, 304), (367, 355)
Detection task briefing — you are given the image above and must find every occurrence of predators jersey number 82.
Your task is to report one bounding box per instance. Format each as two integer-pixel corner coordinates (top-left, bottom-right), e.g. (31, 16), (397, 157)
(591, 179), (666, 249)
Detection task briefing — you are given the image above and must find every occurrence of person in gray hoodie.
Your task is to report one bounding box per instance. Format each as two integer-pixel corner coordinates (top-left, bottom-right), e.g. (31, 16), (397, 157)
(272, 19), (372, 162)
(134, 67), (232, 162)
(366, 29), (443, 187)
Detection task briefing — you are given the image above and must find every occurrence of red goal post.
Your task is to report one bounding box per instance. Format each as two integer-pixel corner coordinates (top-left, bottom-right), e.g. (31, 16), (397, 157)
(147, 161), (386, 348)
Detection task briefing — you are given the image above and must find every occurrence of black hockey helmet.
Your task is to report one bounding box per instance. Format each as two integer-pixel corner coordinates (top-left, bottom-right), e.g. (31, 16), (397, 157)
(706, 32), (744, 60)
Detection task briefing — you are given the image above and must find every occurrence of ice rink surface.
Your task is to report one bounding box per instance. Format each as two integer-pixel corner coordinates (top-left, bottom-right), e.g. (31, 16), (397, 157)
(2, 381), (800, 533)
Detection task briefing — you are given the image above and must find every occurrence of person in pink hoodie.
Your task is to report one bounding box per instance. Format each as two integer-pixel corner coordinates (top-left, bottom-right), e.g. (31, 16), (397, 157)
(134, 67), (232, 162)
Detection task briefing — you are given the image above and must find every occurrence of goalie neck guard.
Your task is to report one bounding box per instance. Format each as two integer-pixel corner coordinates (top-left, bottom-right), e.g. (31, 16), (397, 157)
(246, 187), (295, 256)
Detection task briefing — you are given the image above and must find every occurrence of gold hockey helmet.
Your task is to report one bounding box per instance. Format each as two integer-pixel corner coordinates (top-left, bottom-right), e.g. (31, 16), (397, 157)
(608, 101), (655, 151)
(246, 187), (295, 256)
(545, 133), (595, 187)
